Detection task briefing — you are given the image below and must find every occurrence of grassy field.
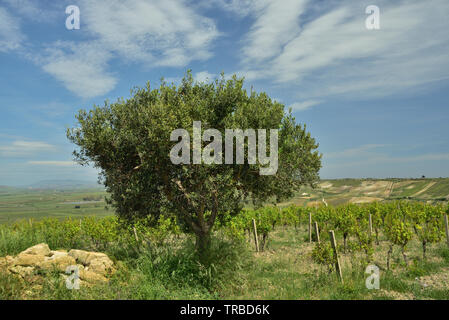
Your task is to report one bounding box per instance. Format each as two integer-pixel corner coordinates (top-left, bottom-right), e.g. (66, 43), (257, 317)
(0, 187), (109, 223)
(1, 178), (448, 224)
(223, 227), (449, 300)
(283, 178), (449, 208)
(1, 180), (449, 300)
(1, 220), (449, 300)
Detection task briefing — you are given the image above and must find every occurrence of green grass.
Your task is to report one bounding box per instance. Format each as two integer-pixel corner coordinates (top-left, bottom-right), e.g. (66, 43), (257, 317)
(222, 226), (449, 300)
(390, 181), (432, 198)
(0, 188), (110, 223)
(2, 220), (449, 300)
(425, 180), (449, 198)
(281, 178), (449, 207)
(2, 180), (448, 225)
(0, 232), (251, 300)
(1, 187), (449, 300)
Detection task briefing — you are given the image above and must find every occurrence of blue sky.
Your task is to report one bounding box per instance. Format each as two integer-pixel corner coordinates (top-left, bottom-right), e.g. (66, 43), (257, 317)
(0, 0), (449, 186)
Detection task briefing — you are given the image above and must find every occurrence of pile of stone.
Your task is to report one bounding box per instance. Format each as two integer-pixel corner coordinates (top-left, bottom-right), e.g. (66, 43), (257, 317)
(0, 243), (115, 287)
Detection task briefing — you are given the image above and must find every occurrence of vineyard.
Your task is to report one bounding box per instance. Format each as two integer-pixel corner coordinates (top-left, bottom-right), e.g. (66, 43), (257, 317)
(224, 201), (449, 268)
(1, 200), (449, 300)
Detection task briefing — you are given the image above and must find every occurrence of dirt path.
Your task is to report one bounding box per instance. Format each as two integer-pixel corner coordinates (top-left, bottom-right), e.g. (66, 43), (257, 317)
(385, 181), (394, 197)
(411, 182), (436, 197)
(413, 267), (449, 291)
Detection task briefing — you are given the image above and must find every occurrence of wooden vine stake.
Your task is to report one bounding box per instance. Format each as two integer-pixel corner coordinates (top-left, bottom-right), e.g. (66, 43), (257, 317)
(308, 212), (312, 243)
(329, 230), (343, 284)
(252, 219), (259, 253)
(444, 214), (449, 248)
(133, 226), (139, 243)
(314, 221), (320, 243)
(368, 213), (373, 238)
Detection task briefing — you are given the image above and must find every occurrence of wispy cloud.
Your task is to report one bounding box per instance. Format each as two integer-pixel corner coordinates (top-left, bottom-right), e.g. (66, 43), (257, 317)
(0, 6), (24, 52)
(195, 71), (217, 83)
(160, 71), (217, 86)
(0, 161), (99, 186)
(36, 41), (117, 99)
(289, 100), (322, 111)
(326, 144), (389, 159)
(326, 153), (449, 169)
(240, 0), (449, 101)
(27, 161), (76, 167)
(26, 0), (221, 98)
(200, 0), (266, 18)
(321, 143), (449, 178)
(32, 102), (72, 118)
(80, 0), (220, 67)
(324, 143), (449, 169)
(3, 0), (58, 22)
(0, 140), (56, 157)
(241, 0), (308, 64)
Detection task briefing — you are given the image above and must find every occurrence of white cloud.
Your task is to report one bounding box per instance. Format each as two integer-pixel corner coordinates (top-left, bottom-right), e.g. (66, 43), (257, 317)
(203, 0), (267, 17)
(242, 0), (308, 63)
(3, 0), (58, 22)
(406, 154), (449, 162)
(80, 0), (219, 67)
(38, 41), (117, 99)
(33, 101), (71, 118)
(326, 153), (449, 169)
(27, 161), (76, 167)
(289, 100), (322, 111)
(326, 144), (389, 159)
(241, 0), (449, 101)
(162, 76), (182, 86)
(28, 0), (221, 98)
(322, 143), (449, 178)
(0, 140), (56, 157)
(0, 161), (100, 186)
(159, 71), (222, 88)
(0, 7), (24, 52)
(324, 143), (449, 170)
(195, 71), (216, 83)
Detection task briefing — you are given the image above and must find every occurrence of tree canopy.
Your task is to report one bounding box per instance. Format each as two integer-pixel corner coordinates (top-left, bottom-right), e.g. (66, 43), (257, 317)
(67, 71), (322, 255)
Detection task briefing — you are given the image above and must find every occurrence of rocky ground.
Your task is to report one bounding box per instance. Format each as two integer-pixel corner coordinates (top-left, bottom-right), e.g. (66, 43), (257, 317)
(0, 243), (115, 293)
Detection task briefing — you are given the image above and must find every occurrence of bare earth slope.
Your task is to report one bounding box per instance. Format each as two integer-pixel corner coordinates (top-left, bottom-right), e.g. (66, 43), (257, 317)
(284, 178), (449, 207)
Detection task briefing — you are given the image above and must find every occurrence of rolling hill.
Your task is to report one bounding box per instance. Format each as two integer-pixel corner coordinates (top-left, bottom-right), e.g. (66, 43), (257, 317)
(283, 178), (449, 207)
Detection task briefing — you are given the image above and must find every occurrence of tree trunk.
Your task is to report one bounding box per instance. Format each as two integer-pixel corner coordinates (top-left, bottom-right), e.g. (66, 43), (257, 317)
(261, 233), (268, 251)
(375, 228), (379, 245)
(422, 240), (427, 260)
(387, 244), (393, 270)
(343, 233), (347, 253)
(401, 246), (408, 266)
(195, 230), (211, 263)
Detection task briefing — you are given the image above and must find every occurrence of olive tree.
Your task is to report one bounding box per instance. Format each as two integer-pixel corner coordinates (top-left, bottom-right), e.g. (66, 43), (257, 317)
(67, 71), (322, 259)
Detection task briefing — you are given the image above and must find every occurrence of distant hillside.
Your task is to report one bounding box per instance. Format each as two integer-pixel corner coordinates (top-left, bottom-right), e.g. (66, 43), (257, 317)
(0, 186), (20, 194)
(282, 178), (449, 207)
(25, 180), (103, 190)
